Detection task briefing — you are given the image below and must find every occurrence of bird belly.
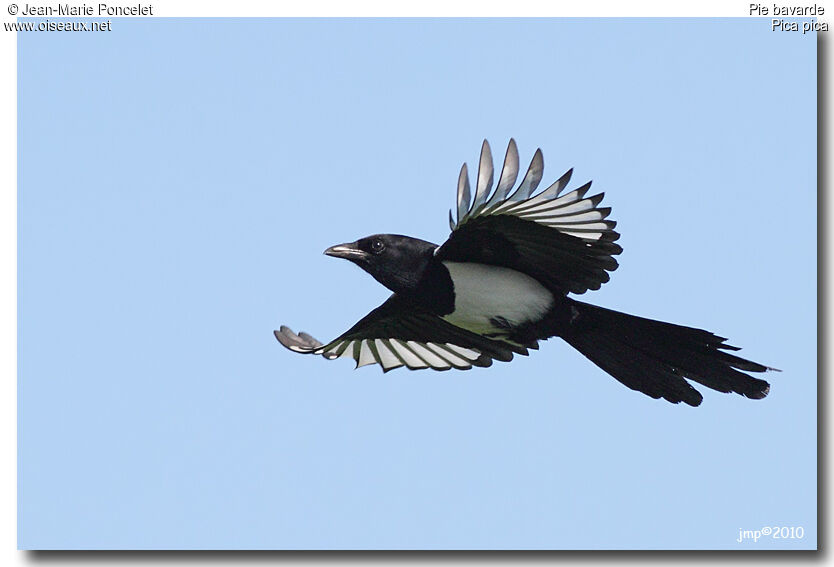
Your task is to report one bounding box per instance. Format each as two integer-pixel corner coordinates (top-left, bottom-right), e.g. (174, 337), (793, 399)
(440, 262), (554, 335)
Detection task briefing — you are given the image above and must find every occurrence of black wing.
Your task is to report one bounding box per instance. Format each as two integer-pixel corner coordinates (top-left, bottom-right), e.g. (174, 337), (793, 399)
(275, 294), (530, 372)
(435, 139), (622, 295)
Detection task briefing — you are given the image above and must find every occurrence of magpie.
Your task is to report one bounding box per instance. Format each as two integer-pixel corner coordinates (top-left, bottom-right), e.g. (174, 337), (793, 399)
(275, 140), (775, 406)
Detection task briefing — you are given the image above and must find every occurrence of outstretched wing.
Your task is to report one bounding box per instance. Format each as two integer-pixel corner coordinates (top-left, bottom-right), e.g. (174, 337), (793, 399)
(437, 139), (622, 295)
(274, 294), (531, 372)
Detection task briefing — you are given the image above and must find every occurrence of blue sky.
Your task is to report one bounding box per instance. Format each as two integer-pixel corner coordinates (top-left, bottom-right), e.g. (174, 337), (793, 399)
(18, 18), (816, 549)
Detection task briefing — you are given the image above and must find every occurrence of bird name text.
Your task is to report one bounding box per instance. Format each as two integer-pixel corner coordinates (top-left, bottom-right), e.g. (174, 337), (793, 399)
(749, 3), (824, 16)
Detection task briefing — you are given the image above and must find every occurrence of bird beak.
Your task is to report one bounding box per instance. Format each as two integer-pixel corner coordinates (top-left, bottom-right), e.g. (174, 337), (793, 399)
(324, 241), (367, 260)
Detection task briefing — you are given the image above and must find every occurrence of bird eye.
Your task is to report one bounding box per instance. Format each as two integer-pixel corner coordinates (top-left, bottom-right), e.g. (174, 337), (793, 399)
(371, 239), (385, 253)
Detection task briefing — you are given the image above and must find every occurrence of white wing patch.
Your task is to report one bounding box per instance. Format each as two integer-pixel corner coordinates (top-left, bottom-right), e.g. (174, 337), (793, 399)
(449, 139), (617, 243)
(407, 341), (451, 368)
(444, 343), (482, 361)
(374, 339), (403, 371)
(274, 326), (490, 372)
(356, 340), (376, 368)
(390, 339), (429, 369)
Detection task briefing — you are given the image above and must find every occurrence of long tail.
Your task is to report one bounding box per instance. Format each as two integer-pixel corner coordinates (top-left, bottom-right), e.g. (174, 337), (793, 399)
(559, 299), (775, 407)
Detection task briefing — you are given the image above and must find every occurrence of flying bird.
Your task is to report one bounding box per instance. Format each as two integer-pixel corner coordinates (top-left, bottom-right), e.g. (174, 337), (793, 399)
(275, 140), (775, 406)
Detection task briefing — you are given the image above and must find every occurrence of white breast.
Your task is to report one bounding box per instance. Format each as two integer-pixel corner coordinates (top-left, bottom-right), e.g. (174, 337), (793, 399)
(440, 262), (554, 334)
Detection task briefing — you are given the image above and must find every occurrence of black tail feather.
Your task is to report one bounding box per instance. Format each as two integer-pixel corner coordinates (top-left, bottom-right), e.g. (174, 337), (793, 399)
(560, 300), (773, 407)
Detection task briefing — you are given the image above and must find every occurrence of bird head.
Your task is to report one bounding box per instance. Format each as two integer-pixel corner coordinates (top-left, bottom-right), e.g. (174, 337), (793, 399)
(324, 234), (437, 294)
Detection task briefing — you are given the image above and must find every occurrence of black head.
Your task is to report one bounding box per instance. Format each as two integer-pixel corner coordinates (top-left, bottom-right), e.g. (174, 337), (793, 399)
(324, 234), (438, 294)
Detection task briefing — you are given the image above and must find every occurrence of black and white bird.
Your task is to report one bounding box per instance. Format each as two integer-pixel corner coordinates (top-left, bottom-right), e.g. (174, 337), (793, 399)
(275, 140), (775, 406)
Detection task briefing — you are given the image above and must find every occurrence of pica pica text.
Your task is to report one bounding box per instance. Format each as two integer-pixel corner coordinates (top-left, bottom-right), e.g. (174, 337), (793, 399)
(275, 140), (775, 406)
